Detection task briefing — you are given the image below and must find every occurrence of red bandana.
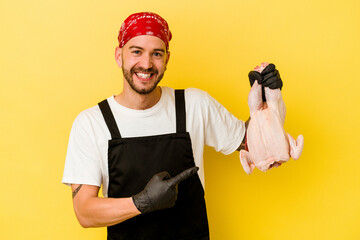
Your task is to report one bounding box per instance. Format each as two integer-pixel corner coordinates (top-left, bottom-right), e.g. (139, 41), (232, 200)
(118, 12), (172, 51)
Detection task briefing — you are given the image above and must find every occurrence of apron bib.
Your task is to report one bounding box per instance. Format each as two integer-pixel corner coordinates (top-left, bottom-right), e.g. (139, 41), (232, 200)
(98, 90), (209, 240)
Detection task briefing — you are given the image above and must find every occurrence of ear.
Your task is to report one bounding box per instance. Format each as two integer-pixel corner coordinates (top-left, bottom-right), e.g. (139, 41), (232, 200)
(165, 51), (170, 65)
(115, 47), (123, 68)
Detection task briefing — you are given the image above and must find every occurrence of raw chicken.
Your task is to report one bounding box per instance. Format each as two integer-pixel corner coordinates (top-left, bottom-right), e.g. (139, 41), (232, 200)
(240, 63), (304, 174)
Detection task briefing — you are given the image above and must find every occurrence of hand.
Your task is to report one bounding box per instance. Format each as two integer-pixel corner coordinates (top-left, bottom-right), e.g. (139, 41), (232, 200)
(260, 64), (283, 90)
(132, 166), (199, 214)
(248, 71), (262, 88)
(248, 63), (283, 102)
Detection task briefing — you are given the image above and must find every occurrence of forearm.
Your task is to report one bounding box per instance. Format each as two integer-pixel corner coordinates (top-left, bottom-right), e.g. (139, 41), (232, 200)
(75, 196), (140, 228)
(71, 184), (140, 228)
(71, 168), (197, 228)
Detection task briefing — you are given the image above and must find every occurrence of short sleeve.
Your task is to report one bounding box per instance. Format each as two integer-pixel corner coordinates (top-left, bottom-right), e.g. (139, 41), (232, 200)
(62, 111), (102, 187)
(202, 92), (246, 155)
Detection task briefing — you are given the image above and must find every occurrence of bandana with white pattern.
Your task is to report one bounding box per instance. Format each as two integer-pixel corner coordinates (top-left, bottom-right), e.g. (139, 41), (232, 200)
(118, 12), (172, 51)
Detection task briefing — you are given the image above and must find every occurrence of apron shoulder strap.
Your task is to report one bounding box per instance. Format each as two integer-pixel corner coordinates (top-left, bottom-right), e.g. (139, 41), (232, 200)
(98, 99), (122, 139)
(175, 89), (186, 133)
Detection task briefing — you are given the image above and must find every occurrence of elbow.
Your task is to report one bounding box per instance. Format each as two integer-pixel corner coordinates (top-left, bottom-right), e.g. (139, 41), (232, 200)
(77, 215), (101, 228)
(75, 213), (93, 228)
(79, 221), (92, 229)
(78, 221), (89, 228)
(74, 206), (96, 228)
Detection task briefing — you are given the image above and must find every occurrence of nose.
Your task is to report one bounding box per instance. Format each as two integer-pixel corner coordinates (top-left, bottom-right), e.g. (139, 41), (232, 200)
(139, 54), (153, 70)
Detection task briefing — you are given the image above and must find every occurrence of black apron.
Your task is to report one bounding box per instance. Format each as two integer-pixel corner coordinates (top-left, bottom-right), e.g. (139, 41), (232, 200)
(98, 89), (209, 240)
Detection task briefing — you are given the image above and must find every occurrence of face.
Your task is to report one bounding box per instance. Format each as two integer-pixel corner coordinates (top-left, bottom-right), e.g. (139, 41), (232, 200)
(116, 35), (170, 95)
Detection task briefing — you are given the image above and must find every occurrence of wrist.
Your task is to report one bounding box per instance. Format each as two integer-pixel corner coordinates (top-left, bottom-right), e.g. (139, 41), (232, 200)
(129, 197), (142, 215)
(243, 118), (250, 151)
(132, 190), (153, 214)
(240, 131), (248, 151)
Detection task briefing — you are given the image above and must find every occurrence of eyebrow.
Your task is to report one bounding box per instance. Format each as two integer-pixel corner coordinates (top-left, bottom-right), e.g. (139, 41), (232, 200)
(129, 46), (165, 53)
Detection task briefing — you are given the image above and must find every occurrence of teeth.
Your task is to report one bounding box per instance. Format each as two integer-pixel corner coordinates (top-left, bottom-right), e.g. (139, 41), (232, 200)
(136, 73), (152, 79)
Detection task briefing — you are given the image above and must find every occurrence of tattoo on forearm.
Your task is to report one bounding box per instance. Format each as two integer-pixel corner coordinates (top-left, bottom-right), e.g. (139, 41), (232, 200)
(72, 184), (83, 199)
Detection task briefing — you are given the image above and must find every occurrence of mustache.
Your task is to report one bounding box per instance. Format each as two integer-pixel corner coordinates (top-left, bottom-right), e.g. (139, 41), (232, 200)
(131, 67), (158, 74)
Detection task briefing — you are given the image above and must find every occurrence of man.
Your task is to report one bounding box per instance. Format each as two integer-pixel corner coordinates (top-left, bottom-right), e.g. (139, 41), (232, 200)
(62, 12), (282, 240)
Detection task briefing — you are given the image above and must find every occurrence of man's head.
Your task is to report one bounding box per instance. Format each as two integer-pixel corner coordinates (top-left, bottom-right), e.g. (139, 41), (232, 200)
(115, 12), (172, 95)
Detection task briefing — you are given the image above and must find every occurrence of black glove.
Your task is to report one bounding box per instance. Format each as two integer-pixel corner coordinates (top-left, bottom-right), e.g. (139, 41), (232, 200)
(260, 64), (283, 90)
(248, 70), (267, 102)
(132, 166), (199, 214)
(248, 63), (283, 102)
(248, 71), (262, 88)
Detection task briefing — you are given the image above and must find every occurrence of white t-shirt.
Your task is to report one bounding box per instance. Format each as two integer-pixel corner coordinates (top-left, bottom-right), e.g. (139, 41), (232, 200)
(62, 87), (245, 197)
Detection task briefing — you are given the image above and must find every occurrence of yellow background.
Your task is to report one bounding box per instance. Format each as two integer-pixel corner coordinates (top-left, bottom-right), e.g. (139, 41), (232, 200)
(1, 0), (359, 239)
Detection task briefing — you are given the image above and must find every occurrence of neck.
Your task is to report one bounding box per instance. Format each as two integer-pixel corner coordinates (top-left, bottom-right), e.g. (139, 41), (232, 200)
(115, 86), (162, 110)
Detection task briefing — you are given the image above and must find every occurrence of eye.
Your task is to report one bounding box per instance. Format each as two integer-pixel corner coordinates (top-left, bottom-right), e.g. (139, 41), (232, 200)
(132, 50), (141, 55)
(153, 52), (163, 57)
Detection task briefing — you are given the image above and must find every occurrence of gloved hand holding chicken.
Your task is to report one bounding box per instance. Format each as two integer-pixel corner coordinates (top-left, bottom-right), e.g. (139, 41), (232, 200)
(240, 62), (304, 174)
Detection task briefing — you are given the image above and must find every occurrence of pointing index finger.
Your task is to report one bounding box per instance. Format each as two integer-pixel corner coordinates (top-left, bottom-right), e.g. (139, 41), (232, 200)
(168, 166), (199, 186)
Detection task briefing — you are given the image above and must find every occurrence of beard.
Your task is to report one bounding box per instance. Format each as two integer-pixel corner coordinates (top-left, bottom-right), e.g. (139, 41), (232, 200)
(122, 65), (165, 95)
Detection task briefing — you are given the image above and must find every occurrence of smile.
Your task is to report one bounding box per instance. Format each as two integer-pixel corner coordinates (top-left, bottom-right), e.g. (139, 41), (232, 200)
(135, 72), (154, 81)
